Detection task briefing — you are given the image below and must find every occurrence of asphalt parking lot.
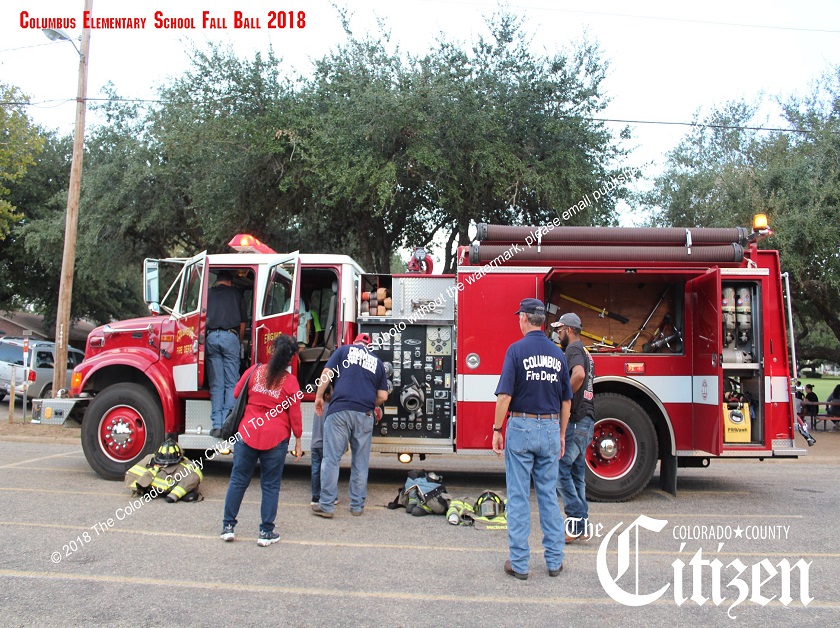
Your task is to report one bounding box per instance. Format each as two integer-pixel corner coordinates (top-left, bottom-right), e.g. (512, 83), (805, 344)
(1, 403), (839, 627)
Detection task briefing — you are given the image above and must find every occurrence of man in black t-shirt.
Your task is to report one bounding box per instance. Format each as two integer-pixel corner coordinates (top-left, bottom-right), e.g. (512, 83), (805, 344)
(205, 270), (244, 438)
(551, 313), (595, 542)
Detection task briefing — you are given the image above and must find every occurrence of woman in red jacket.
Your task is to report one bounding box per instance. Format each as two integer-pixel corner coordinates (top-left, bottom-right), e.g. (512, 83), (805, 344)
(221, 334), (303, 546)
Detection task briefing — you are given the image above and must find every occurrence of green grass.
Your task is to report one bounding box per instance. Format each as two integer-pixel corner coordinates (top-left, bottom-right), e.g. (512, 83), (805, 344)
(799, 375), (840, 400)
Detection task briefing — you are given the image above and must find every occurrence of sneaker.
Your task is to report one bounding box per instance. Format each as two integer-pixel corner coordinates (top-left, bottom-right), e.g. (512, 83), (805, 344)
(350, 509), (364, 517)
(311, 505), (334, 519)
(220, 524), (235, 542)
(310, 499), (340, 506)
(257, 531), (280, 547)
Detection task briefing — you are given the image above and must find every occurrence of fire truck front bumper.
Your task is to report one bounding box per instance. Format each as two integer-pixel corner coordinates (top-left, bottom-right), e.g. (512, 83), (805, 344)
(31, 397), (90, 426)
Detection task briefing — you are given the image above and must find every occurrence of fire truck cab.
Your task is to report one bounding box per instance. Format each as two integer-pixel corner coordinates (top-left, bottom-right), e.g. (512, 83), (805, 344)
(36, 219), (804, 502)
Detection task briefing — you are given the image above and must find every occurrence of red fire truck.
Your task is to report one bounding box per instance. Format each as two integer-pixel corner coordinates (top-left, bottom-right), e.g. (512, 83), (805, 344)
(36, 217), (804, 501)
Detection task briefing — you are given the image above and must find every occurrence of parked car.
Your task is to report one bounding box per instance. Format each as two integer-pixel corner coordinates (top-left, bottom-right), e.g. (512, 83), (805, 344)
(0, 339), (85, 401)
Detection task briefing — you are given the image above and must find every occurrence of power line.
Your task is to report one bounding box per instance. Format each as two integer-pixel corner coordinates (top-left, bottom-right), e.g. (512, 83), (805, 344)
(2, 96), (822, 135)
(590, 117), (815, 134)
(424, 0), (840, 34)
(0, 41), (63, 53)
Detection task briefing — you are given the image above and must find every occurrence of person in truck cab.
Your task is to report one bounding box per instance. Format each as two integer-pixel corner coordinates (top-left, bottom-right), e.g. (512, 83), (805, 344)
(206, 270), (245, 439)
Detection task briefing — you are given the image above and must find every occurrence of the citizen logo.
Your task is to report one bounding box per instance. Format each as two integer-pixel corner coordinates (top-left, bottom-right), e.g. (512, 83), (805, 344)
(596, 515), (813, 618)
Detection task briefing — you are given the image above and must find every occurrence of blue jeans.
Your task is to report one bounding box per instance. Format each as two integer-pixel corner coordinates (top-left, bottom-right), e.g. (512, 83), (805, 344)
(223, 439), (289, 533)
(504, 416), (565, 574)
(557, 416), (594, 535)
(310, 446), (323, 502)
(206, 330), (240, 428)
(319, 410), (374, 513)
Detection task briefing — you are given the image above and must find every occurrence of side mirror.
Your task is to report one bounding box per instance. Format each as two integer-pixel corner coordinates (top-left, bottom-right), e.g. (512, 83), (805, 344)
(144, 258), (160, 311)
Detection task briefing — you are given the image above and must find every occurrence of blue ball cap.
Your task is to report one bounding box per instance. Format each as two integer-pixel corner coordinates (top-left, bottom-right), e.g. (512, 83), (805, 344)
(514, 298), (546, 315)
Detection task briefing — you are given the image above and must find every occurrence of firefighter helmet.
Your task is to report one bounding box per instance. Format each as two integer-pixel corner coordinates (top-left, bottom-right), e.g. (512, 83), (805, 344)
(153, 439), (183, 466)
(474, 491), (505, 519)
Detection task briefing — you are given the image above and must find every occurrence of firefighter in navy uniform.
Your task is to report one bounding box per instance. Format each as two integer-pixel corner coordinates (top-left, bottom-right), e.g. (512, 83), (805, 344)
(125, 439), (203, 502)
(492, 298), (573, 580)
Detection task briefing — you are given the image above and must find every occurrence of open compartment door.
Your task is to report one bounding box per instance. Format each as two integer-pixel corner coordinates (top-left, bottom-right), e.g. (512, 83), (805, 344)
(688, 268), (723, 455)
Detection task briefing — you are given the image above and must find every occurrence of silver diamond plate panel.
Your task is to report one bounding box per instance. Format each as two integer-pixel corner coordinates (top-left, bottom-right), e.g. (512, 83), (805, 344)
(392, 277), (456, 321)
(180, 400), (316, 452)
(178, 433), (235, 451)
(34, 398), (85, 425)
(184, 400), (212, 434)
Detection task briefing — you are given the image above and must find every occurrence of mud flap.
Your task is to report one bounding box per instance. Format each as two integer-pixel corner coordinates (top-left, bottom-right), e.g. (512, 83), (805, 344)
(659, 452), (677, 496)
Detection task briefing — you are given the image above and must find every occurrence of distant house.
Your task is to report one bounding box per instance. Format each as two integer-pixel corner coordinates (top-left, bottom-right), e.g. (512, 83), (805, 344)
(0, 311), (95, 351)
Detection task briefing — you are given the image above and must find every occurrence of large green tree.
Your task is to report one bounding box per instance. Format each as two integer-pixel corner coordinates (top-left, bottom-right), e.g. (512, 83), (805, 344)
(642, 71), (840, 363)
(0, 129), (66, 317)
(420, 15), (628, 271)
(284, 12), (631, 272)
(9, 10), (632, 325)
(0, 84), (44, 239)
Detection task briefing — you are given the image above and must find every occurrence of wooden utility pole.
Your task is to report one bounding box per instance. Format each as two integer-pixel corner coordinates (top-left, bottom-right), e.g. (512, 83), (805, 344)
(52, 0), (93, 396)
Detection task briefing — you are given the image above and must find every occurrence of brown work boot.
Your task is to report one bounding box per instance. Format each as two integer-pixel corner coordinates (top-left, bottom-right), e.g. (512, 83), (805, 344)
(504, 559), (528, 580)
(311, 505), (334, 519)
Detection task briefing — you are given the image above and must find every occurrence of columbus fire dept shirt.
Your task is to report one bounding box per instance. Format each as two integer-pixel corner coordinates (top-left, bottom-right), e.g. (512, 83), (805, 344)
(324, 343), (388, 416)
(564, 340), (595, 423)
(233, 364), (303, 450)
(495, 330), (572, 415)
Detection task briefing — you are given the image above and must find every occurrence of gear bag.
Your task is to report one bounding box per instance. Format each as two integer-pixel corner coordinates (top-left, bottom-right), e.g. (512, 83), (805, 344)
(387, 470), (451, 516)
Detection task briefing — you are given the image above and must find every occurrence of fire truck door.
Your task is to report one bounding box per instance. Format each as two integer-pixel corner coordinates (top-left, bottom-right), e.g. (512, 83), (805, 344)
(688, 268), (723, 455)
(170, 251), (207, 392)
(254, 256), (301, 366)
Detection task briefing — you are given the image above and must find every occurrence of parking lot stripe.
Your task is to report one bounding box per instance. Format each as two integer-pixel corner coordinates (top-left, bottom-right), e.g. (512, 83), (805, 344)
(3, 520), (837, 558)
(0, 487), (811, 520)
(1, 568), (837, 608)
(0, 450), (83, 469)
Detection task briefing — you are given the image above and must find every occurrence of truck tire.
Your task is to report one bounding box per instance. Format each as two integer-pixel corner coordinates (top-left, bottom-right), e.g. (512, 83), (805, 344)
(586, 393), (658, 502)
(81, 383), (164, 481)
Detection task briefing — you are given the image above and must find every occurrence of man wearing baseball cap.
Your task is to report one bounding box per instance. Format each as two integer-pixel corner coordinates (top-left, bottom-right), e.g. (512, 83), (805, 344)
(493, 298), (572, 580)
(551, 313), (596, 542)
(313, 332), (388, 518)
